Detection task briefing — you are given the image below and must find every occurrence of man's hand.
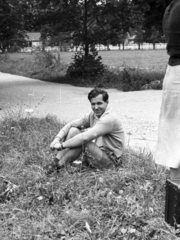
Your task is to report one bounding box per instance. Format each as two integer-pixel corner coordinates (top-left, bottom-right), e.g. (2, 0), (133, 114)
(50, 138), (65, 151)
(50, 138), (61, 150)
(54, 142), (63, 150)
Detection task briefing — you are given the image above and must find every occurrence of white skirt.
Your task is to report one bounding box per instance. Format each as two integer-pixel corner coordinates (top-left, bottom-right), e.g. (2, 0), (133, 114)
(155, 64), (180, 168)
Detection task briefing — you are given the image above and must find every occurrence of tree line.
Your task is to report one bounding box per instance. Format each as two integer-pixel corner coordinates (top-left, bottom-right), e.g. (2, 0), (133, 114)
(0, 0), (173, 53)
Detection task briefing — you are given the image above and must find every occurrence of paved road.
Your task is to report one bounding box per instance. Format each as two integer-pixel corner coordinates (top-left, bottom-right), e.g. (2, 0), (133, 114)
(0, 72), (162, 153)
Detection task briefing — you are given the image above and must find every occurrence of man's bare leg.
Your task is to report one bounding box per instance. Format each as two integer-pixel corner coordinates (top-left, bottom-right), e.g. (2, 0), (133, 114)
(85, 142), (113, 169)
(55, 127), (83, 166)
(55, 128), (113, 169)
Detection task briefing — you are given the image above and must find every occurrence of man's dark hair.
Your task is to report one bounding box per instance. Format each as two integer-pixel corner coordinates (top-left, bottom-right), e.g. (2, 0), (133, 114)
(88, 88), (109, 102)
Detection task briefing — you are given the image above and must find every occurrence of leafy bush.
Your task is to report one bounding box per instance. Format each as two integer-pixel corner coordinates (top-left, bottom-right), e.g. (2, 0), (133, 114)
(96, 66), (164, 91)
(117, 65), (164, 91)
(0, 52), (10, 62)
(33, 50), (61, 71)
(0, 51), (68, 81)
(66, 46), (105, 81)
(121, 66), (148, 91)
(96, 68), (122, 89)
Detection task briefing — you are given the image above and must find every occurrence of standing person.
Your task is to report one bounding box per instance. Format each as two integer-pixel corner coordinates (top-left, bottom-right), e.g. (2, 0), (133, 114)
(48, 88), (124, 172)
(154, 0), (180, 226)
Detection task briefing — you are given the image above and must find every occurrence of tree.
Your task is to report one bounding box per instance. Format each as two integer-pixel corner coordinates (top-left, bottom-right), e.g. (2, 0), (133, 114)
(36, 0), (106, 55)
(125, 0), (149, 50)
(125, 0), (173, 50)
(0, 0), (36, 52)
(143, 0), (173, 49)
(35, 0), (136, 56)
(101, 0), (132, 49)
(132, 27), (145, 50)
(106, 0), (149, 50)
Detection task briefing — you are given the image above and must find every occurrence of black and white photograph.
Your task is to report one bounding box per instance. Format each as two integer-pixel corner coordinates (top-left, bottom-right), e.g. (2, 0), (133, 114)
(0, 0), (179, 239)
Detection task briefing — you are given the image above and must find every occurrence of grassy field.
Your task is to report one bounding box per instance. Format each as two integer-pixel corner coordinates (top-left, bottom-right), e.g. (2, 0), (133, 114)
(0, 114), (178, 240)
(0, 50), (178, 239)
(4, 49), (168, 70)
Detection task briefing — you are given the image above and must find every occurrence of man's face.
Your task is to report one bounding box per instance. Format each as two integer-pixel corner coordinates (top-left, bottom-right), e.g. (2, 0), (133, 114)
(90, 94), (108, 117)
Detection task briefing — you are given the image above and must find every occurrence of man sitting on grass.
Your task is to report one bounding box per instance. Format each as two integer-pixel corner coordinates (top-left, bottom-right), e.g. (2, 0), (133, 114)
(48, 88), (125, 173)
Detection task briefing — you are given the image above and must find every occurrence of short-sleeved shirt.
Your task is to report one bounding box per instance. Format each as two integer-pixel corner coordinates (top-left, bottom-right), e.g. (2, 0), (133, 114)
(57, 107), (125, 158)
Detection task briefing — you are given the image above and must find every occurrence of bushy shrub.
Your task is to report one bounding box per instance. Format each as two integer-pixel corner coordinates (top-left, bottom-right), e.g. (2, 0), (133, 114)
(120, 65), (164, 91)
(66, 46), (105, 81)
(0, 52), (9, 62)
(97, 68), (122, 89)
(33, 50), (62, 71)
(29, 51), (68, 81)
(96, 66), (164, 91)
(121, 66), (148, 91)
(0, 51), (68, 83)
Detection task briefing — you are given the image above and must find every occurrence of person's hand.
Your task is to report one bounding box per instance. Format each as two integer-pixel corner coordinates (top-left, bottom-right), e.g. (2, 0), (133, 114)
(54, 142), (65, 151)
(50, 137), (61, 150)
(50, 138), (65, 151)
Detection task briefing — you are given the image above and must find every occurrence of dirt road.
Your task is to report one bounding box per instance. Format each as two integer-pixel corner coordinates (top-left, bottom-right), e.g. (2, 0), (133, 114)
(0, 72), (162, 153)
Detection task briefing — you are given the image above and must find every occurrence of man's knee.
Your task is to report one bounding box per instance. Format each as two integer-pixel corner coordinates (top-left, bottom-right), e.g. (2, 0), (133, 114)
(66, 127), (81, 139)
(84, 142), (114, 169)
(85, 142), (109, 161)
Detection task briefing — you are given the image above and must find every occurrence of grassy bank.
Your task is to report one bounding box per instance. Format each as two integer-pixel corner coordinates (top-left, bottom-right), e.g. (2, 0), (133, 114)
(0, 50), (166, 91)
(0, 114), (178, 239)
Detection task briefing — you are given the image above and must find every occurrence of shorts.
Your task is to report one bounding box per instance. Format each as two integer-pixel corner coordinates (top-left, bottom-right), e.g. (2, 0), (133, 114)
(100, 147), (121, 167)
(83, 147), (121, 169)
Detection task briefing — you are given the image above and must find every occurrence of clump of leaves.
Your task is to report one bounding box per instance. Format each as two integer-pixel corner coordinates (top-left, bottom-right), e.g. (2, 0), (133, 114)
(66, 46), (105, 81)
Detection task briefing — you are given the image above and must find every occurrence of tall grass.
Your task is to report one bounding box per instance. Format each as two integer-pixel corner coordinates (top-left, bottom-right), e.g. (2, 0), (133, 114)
(0, 114), (178, 239)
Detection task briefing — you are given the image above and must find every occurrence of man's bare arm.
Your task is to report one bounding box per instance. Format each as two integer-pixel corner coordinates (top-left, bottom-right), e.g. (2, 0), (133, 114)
(62, 118), (113, 149)
(50, 116), (90, 150)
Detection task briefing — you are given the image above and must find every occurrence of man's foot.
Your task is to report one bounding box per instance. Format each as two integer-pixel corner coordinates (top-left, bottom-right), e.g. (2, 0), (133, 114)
(45, 158), (64, 175)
